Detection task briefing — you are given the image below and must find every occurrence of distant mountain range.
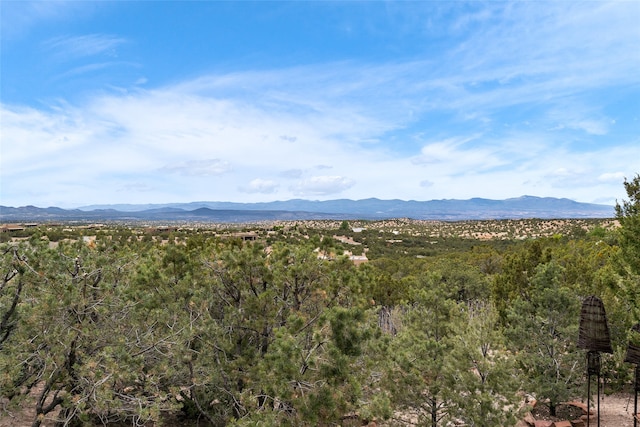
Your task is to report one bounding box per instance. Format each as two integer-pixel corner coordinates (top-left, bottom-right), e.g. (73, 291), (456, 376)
(0, 196), (615, 223)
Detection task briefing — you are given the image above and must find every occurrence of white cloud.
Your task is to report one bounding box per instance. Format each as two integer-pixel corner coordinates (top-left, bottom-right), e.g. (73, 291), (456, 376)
(160, 159), (232, 177)
(567, 120), (610, 136)
(0, 104), (95, 176)
(412, 136), (506, 173)
(546, 105), (614, 136)
(598, 172), (626, 184)
(239, 179), (279, 194)
(290, 176), (355, 197)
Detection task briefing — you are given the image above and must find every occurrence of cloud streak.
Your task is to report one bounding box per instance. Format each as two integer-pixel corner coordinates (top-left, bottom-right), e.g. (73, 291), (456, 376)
(160, 159), (232, 177)
(42, 34), (127, 59)
(1, 1), (96, 40)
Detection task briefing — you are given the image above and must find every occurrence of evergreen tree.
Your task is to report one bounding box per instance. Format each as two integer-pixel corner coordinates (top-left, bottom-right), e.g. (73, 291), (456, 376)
(616, 173), (640, 274)
(384, 274), (463, 427)
(505, 261), (582, 417)
(448, 302), (520, 426)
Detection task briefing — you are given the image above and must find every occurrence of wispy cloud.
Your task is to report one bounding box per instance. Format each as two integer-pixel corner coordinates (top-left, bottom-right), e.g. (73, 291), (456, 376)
(42, 34), (127, 60)
(1, 1), (95, 40)
(239, 179), (279, 194)
(160, 159), (232, 177)
(290, 176), (356, 197)
(1, 1), (638, 207)
(167, 3), (637, 143)
(411, 136), (506, 173)
(598, 172), (627, 184)
(50, 61), (139, 81)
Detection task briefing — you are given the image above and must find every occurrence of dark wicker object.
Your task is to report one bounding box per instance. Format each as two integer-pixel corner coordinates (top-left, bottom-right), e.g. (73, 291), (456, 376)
(577, 295), (613, 353)
(625, 323), (640, 364)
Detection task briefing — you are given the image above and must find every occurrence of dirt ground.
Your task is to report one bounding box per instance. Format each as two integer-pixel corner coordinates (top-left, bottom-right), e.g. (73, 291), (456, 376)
(595, 393), (638, 427)
(516, 393), (639, 427)
(2, 393), (638, 426)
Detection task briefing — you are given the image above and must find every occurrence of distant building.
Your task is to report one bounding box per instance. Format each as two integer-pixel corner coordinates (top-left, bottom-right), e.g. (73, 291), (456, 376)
(1, 225), (26, 233)
(349, 254), (369, 266)
(319, 249), (369, 266)
(224, 232), (259, 241)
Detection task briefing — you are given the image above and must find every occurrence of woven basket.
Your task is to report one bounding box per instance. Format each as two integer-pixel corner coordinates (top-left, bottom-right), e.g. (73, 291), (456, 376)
(625, 323), (640, 364)
(577, 295), (613, 353)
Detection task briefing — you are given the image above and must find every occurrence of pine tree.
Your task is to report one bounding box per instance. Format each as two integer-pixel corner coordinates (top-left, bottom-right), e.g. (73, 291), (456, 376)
(616, 173), (640, 274)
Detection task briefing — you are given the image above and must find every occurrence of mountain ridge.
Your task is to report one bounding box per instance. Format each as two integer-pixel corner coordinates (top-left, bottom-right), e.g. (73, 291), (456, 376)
(0, 196), (615, 222)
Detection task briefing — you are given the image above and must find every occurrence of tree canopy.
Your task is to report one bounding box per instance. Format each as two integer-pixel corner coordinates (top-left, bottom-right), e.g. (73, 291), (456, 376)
(1, 179), (639, 426)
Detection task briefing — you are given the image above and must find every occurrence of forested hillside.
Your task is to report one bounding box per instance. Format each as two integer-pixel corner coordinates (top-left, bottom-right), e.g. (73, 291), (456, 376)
(1, 176), (639, 427)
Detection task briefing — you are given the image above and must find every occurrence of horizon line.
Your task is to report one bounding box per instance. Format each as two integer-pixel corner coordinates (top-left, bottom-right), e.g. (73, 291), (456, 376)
(0, 194), (617, 211)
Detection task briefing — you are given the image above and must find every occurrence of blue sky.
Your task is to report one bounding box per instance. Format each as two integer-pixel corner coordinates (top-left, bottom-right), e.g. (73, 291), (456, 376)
(1, 1), (639, 208)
